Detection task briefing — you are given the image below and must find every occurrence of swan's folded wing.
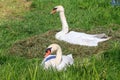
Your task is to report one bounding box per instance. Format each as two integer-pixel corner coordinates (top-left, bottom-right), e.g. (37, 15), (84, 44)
(60, 31), (110, 46)
(56, 55), (74, 71)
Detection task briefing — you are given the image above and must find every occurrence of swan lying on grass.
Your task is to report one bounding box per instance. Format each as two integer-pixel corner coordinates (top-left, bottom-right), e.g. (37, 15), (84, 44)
(41, 44), (74, 71)
(51, 5), (111, 46)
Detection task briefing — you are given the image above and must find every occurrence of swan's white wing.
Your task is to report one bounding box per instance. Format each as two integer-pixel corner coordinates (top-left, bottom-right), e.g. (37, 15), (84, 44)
(56, 54), (74, 71)
(58, 31), (109, 46)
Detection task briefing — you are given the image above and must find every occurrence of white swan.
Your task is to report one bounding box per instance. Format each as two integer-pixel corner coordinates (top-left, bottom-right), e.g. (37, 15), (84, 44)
(51, 5), (111, 46)
(41, 44), (74, 71)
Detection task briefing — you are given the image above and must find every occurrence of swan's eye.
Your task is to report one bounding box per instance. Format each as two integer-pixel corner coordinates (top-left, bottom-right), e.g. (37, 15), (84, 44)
(53, 8), (57, 10)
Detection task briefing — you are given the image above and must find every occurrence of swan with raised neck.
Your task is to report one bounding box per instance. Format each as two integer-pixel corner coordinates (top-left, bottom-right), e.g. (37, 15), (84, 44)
(51, 5), (69, 34)
(51, 5), (110, 46)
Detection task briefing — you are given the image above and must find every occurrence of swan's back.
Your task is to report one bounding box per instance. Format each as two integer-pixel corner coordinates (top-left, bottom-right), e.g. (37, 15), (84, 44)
(56, 31), (110, 46)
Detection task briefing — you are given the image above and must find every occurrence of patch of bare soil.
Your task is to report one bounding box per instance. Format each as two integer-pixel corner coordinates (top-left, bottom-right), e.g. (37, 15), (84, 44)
(9, 24), (120, 58)
(0, 0), (32, 20)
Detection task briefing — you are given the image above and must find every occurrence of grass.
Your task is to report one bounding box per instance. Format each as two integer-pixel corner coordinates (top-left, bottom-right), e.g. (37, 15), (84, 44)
(0, 0), (120, 80)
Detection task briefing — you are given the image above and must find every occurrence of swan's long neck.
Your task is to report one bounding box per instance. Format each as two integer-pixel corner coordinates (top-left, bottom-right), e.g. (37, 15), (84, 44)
(59, 11), (69, 33)
(55, 46), (62, 65)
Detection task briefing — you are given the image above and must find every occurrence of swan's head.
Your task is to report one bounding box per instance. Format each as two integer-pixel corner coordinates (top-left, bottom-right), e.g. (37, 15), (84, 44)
(44, 44), (61, 57)
(51, 5), (64, 14)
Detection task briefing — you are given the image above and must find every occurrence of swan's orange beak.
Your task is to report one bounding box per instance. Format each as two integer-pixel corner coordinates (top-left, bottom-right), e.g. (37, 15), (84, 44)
(44, 50), (51, 57)
(50, 10), (57, 14)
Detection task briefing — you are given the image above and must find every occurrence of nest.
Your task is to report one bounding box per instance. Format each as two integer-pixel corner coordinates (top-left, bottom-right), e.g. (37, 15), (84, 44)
(9, 24), (120, 58)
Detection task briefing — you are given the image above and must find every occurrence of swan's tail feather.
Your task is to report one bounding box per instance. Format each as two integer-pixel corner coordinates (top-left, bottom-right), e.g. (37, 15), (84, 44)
(94, 33), (111, 42)
(67, 54), (73, 58)
(94, 33), (111, 39)
(99, 37), (111, 42)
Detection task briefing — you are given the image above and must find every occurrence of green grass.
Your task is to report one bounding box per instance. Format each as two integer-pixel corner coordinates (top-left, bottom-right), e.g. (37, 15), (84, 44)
(0, 0), (120, 80)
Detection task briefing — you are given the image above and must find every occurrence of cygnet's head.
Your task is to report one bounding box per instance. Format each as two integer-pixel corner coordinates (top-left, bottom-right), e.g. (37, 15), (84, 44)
(51, 5), (64, 14)
(44, 44), (61, 57)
